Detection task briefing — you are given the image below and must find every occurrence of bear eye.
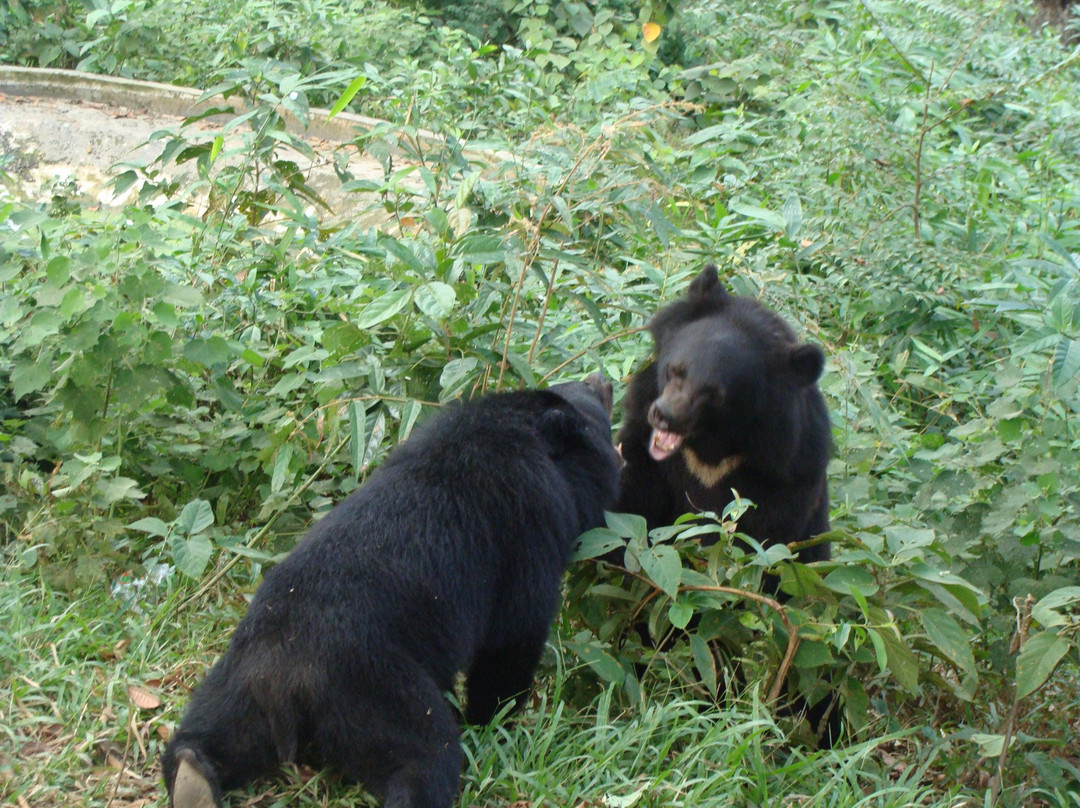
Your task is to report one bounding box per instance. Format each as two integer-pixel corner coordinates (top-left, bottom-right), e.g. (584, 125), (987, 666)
(699, 386), (723, 406)
(666, 363), (687, 381)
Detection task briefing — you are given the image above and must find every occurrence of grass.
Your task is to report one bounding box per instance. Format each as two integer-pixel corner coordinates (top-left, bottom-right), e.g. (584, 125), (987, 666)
(2, 570), (959, 808)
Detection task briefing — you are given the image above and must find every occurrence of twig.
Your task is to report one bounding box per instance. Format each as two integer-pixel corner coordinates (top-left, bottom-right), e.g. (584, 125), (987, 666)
(912, 64), (933, 240)
(536, 325), (646, 386)
(527, 258), (560, 365)
(678, 585), (800, 703)
(610, 565), (800, 703)
(992, 594), (1036, 802)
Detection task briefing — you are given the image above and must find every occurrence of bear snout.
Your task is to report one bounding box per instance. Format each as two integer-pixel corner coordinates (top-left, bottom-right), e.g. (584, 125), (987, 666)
(648, 384), (696, 434)
(647, 400), (673, 432)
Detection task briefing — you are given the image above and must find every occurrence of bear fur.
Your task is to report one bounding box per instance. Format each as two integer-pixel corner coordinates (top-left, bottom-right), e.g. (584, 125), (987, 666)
(616, 265), (832, 563)
(162, 375), (620, 808)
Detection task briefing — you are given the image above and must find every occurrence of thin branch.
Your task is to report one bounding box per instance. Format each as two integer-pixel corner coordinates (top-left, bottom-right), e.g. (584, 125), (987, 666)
(608, 564), (800, 704)
(527, 258), (560, 365)
(678, 585), (800, 703)
(993, 594), (1036, 802)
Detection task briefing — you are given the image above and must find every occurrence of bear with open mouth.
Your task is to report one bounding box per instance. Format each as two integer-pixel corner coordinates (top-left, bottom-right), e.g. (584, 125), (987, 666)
(616, 263), (832, 567)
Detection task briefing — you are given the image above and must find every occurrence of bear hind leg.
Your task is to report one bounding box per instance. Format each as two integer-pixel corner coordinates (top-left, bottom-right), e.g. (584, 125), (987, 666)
(464, 641), (544, 726)
(381, 741), (462, 808)
(318, 676), (463, 808)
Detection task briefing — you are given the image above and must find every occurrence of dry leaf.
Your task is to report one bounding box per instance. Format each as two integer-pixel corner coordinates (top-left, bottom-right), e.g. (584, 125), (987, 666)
(99, 639), (130, 661)
(127, 684), (162, 710)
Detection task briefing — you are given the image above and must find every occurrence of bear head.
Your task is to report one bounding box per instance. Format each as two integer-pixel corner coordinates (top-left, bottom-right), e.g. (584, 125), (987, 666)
(644, 265), (824, 468)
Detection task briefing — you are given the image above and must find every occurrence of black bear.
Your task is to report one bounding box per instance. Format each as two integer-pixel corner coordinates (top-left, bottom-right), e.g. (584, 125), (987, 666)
(162, 374), (620, 808)
(616, 264), (831, 563)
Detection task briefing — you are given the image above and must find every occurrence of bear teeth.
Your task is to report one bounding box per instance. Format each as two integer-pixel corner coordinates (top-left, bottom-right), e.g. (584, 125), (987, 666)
(649, 429), (683, 461)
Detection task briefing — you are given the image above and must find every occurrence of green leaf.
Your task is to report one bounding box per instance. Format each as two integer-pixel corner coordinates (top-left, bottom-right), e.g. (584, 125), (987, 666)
(399, 400), (423, 441)
(60, 287), (87, 317)
(172, 534), (213, 579)
(111, 170), (139, 197)
(357, 288), (411, 329)
(921, 608), (976, 678)
(439, 357), (479, 399)
(1031, 586), (1080, 628)
(793, 640), (833, 667)
(689, 634), (718, 694)
(12, 359), (52, 400)
(914, 580), (983, 626)
(163, 284), (204, 307)
(821, 566), (879, 597)
(348, 401), (367, 481)
(1016, 631), (1071, 700)
(782, 193), (802, 239)
(176, 499), (214, 536)
(1053, 338), (1080, 387)
(414, 282), (457, 320)
(571, 641), (625, 684)
(669, 600), (694, 629)
(240, 349), (265, 368)
(95, 477), (146, 504)
(907, 563), (980, 592)
(271, 444), (294, 493)
(21, 310), (62, 348)
(867, 626), (888, 673)
(381, 238), (425, 272)
(572, 527), (624, 561)
(729, 201), (786, 232)
(639, 544), (682, 599)
(327, 75), (366, 119)
(46, 256), (71, 285)
(269, 373), (308, 397)
(127, 517), (170, 538)
(502, 351), (536, 387)
(183, 336), (234, 368)
(282, 344), (329, 369)
(604, 511), (648, 541)
(884, 525), (935, 556)
(322, 321), (365, 356)
(315, 362), (366, 383)
(969, 733), (1008, 757)
(872, 627), (919, 694)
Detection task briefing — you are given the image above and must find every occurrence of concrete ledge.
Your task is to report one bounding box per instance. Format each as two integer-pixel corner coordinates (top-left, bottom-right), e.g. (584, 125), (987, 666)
(0, 65), (453, 153)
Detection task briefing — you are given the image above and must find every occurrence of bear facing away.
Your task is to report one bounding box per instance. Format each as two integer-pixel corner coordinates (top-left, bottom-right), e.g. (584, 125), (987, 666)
(162, 374), (620, 808)
(616, 264), (832, 563)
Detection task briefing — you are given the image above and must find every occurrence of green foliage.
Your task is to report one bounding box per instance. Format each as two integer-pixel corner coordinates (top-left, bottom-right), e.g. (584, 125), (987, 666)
(0, 0), (434, 83)
(566, 507), (986, 742)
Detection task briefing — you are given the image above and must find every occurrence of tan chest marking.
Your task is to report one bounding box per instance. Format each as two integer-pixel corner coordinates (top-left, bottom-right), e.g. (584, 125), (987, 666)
(682, 448), (743, 488)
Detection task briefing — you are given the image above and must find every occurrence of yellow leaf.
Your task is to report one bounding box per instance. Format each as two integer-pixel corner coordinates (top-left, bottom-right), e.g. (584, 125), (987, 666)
(643, 22), (661, 43)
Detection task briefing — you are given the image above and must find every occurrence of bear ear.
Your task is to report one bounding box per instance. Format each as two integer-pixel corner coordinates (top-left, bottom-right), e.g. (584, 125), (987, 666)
(688, 264), (724, 301)
(787, 343), (825, 386)
(538, 406), (587, 457)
